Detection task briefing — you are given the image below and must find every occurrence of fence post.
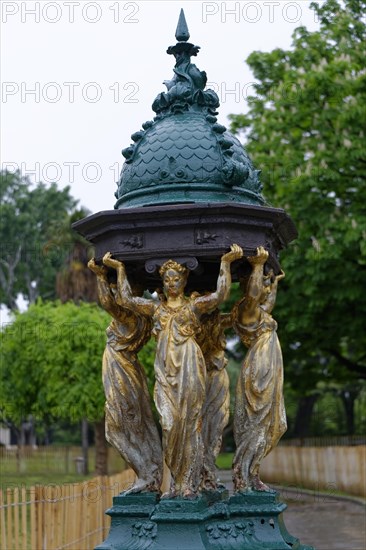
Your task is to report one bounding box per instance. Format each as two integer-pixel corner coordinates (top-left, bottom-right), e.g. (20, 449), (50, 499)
(0, 489), (7, 550)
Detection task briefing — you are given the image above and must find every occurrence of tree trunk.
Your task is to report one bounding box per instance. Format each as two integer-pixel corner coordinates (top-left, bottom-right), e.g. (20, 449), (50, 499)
(0, 244), (22, 311)
(81, 418), (89, 475)
(19, 423), (26, 446)
(340, 390), (357, 435)
(94, 417), (108, 475)
(292, 395), (318, 438)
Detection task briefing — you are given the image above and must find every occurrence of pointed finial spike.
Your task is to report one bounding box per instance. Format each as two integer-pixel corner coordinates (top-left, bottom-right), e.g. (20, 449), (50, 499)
(175, 9), (190, 42)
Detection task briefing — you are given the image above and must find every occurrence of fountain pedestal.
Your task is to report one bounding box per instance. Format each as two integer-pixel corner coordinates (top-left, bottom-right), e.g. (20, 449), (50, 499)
(95, 491), (314, 550)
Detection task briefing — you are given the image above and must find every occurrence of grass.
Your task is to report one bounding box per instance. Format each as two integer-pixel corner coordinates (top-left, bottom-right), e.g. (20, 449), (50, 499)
(1, 472), (96, 490)
(0, 448), (126, 497)
(0, 445), (125, 486)
(1, 454), (234, 489)
(216, 452), (234, 469)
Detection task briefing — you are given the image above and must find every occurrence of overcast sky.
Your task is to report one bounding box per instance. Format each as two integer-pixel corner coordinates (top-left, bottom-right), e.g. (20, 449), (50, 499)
(2, 0), (322, 214)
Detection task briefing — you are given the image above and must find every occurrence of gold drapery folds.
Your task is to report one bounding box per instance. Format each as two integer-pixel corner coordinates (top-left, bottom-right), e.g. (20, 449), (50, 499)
(88, 258), (163, 493)
(232, 246), (287, 491)
(100, 245), (242, 497)
(89, 244), (287, 497)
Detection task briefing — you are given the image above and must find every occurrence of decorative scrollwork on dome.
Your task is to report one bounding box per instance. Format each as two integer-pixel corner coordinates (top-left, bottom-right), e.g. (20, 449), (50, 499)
(152, 10), (220, 117)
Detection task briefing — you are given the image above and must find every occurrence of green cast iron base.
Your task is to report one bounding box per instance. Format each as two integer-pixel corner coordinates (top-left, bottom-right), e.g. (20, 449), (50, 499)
(95, 489), (315, 550)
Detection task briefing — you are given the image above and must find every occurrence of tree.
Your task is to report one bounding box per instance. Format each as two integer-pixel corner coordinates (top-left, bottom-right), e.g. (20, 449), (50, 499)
(52, 208), (99, 473)
(229, 0), (366, 435)
(0, 300), (157, 473)
(54, 209), (98, 304)
(0, 302), (107, 469)
(0, 170), (79, 311)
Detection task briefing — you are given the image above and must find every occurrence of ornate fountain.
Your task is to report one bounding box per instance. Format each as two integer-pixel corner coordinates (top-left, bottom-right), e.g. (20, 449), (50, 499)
(74, 10), (313, 550)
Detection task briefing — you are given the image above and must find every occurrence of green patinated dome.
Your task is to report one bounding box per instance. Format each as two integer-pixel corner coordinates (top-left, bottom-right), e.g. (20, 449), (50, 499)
(114, 10), (264, 209)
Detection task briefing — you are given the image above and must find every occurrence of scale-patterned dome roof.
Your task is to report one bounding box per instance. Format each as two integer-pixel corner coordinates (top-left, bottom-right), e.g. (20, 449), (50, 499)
(114, 12), (264, 209)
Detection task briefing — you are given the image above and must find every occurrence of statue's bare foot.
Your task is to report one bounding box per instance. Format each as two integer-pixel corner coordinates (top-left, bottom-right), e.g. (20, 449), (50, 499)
(233, 466), (249, 492)
(202, 479), (218, 491)
(123, 479), (158, 495)
(251, 475), (271, 492)
(233, 476), (248, 492)
(201, 468), (219, 491)
(183, 489), (198, 500)
(234, 485), (249, 493)
(161, 490), (177, 499)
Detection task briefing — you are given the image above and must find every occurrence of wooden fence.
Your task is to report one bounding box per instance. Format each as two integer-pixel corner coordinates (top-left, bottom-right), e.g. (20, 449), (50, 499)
(0, 470), (136, 550)
(261, 445), (366, 497)
(279, 435), (365, 447)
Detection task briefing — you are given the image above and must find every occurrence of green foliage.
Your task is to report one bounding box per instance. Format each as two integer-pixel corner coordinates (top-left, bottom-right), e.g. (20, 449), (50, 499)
(0, 300), (110, 424)
(310, 392), (346, 436)
(41, 420), (82, 446)
(229, 0), (366, 403)
(354, 386), (366, 434)
(0, 170), (80, 310)
(138, 337), (157, 397)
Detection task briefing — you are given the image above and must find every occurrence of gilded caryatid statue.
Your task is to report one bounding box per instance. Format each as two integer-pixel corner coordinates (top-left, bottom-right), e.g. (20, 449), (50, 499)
(88, 258), (163, 493)
(104, 245), (243, 498)
(195, 307), (230, 490)
(231, 246), (287, 492)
